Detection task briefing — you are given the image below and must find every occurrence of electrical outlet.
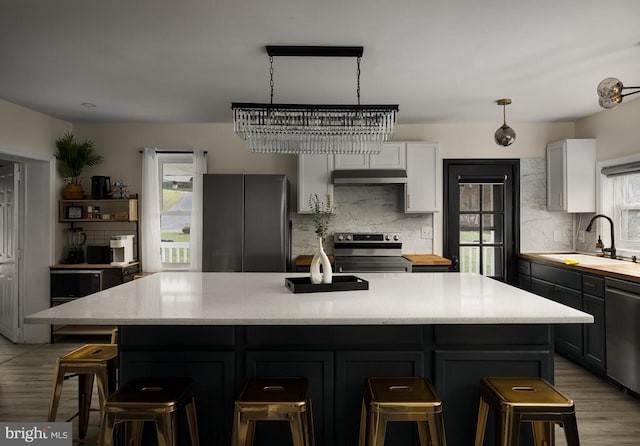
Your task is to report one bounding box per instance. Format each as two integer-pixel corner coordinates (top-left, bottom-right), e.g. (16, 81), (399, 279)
(553, 230), (562, 242)
(578, 230), (585, 242)
(421, 226), (432, 239)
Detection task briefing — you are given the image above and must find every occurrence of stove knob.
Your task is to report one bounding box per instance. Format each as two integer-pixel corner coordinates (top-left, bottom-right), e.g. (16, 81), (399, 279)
(337, 234), (344, 241)
(393, 234), (400, 241)
(385, 234), (391, 241)
(346, 234), (353, 241)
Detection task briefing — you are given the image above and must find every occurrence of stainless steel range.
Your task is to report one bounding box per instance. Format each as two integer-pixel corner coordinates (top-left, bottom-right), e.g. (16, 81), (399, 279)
(333, 232), (412, 273)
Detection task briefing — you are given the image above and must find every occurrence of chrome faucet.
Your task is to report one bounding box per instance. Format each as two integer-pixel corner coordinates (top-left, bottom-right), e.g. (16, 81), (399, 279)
(585, 214), (616, 259)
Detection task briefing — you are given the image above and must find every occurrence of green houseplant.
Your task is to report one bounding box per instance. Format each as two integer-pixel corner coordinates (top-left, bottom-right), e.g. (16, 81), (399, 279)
(54, 132), (103, 199)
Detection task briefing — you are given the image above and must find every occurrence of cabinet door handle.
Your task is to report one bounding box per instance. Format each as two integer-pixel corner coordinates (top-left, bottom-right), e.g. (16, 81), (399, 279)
(407, 194), (411, 209)
(560, 191), (563, 208)
(585, 282), (597, 288)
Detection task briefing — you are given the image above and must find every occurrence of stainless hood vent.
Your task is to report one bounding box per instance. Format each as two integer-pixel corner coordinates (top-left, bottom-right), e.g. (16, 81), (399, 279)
(332, 169), (408, 185)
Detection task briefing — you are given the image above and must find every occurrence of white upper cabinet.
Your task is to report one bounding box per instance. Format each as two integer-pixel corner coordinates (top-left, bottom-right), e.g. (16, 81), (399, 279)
(297, 142), (440, 214)
(546, 139), (596, 212)
(297, 154), (334, 214)
(334, 143), (407, 170)
(405, 142), (440, 213)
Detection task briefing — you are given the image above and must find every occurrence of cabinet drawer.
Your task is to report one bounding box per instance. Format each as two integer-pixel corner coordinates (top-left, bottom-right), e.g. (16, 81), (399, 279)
(531, 263), (581, 290)
(582, 274), (604, 298)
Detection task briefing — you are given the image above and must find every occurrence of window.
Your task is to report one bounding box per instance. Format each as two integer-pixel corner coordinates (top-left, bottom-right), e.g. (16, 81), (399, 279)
(141, 148), (206, 272)
(159, 154), (193, 267)
(598, 155), (640, 256)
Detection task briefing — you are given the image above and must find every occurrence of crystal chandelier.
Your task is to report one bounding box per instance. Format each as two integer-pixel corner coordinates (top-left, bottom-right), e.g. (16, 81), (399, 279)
(232, 46), (399, 155)
(494, 98), (516, 147)
(597, 77), (640, 109)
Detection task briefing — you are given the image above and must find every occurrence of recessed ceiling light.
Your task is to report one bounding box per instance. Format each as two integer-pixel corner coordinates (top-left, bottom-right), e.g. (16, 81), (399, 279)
(81, 102), (96, 108)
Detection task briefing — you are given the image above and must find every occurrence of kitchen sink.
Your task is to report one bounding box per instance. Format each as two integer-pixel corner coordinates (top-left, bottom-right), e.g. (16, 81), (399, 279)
(538, 253), (632, 266)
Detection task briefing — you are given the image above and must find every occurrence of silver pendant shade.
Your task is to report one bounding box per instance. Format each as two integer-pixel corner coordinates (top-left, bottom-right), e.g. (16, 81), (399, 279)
(232, 46), (399, 155)
(494, 98), (516, 147)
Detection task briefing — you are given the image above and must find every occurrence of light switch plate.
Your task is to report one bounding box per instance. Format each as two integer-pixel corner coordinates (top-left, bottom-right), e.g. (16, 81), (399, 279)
(553, 230), (562, 242)
(421, 226), (432, 239)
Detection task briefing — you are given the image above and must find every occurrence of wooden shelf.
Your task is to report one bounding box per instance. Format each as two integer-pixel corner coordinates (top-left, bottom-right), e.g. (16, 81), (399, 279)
(59, 198), (138, 221)
(52, 324), (116, 336)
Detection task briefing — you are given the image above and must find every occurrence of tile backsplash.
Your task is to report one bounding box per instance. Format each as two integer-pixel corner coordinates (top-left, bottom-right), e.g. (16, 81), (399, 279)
(292, 184), (432, 257)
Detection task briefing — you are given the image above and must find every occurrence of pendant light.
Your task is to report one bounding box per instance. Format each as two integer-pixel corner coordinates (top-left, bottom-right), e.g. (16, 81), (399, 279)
(597, 77), (640, 109)
(494, 98), (516, 147)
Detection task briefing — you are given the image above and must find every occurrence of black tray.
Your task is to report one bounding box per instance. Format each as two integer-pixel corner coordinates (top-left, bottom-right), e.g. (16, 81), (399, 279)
(285, 275), (369, 294)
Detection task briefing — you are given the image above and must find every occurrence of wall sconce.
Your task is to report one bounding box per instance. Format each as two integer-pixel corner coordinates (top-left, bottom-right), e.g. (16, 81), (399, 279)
(597, 77), (640, 109)
(494, 98), (516, 147)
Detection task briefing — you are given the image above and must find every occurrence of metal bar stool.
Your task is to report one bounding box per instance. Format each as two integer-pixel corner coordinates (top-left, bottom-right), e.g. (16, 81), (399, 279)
(231, 377), (315, 446)
(358, 377), (447, 446)
(474, 377), (580, 446)
(98, 376), (200, 446)
(48, 343), (118, 439)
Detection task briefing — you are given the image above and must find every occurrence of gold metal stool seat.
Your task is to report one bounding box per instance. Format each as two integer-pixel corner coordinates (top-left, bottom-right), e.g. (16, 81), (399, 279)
(231, 377), (315, 446)
(474, 377), (580, 446)
(98, 376), (200, 446)
(48, 343), (118, 439)
(358, 377), (447, 446)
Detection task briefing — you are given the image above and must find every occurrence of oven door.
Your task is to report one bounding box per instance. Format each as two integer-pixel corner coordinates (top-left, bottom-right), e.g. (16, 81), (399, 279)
(334, 256), (412, 273)
(50, 270), (103, 298)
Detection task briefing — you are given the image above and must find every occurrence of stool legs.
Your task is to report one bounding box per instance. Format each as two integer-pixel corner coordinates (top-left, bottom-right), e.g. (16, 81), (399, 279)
(78, 373), (94, 438)
(47, 363), (67, 422)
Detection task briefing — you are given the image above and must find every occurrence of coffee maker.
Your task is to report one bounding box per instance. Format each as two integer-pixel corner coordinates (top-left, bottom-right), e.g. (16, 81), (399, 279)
(91, 176), (112, 199)
(110, 235), (135, 265)
(66, 227), (87, 263)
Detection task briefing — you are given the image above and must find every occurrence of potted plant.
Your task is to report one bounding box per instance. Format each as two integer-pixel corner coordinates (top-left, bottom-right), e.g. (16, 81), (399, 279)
(54, 132), (103, 199)
(309, 193), (335, 284)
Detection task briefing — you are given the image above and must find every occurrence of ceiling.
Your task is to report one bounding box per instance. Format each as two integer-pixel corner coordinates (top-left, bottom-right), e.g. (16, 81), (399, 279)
(1, 0), (639, 124)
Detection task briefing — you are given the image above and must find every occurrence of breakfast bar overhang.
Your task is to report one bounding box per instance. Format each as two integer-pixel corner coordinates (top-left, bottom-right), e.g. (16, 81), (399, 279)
(26, 272), (592, 446)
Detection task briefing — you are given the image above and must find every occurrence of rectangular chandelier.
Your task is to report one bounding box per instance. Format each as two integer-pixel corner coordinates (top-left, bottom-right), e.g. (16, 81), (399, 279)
(231, 46), (399, 155)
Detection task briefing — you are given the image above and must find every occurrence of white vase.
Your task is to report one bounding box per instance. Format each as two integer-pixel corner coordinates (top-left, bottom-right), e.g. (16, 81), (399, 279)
(310, 237), (333, 284)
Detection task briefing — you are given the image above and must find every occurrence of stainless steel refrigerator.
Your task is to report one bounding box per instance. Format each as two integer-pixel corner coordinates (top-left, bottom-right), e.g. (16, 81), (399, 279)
(202, 174), (291, 272)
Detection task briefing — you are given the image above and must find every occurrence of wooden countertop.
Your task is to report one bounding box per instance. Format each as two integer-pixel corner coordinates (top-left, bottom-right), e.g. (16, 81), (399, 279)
(296, 255), (450, 266)
(295, 255), (334, 266)
(50, 261), (140, 269)
(520, 252), (640, 283)
(403, 254), (451, 266)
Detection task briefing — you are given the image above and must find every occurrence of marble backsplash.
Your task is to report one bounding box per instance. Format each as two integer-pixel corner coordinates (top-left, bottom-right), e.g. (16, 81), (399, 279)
(292, 184), (433, 257)
(292, 158), (577, 258)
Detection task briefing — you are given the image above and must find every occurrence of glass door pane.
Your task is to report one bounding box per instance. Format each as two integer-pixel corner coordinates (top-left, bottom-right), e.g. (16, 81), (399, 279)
(459, 181), (506, 280)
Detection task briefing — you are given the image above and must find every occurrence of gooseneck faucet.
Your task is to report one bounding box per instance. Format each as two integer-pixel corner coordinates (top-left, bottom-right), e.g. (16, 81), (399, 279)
(585, 214), (616, 259)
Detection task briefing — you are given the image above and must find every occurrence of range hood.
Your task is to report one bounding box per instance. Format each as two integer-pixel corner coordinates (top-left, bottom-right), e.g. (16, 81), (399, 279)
(332, 169), (408, 185)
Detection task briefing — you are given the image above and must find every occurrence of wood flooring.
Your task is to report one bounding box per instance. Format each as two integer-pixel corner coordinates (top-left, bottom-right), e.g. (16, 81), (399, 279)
(1, 336), (639, 445)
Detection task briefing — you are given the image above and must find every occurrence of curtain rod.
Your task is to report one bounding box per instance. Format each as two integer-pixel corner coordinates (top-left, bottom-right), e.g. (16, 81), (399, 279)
(138, 149), (208, 154)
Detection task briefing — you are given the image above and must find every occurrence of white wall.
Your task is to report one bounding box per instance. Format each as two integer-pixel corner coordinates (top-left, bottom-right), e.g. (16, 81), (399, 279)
(575, 96), (640, 160)
(0, 99), (71, 343)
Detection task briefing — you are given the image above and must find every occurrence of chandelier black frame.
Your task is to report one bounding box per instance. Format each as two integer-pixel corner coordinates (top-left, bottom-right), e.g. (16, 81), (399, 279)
(232, 46), (399, 154)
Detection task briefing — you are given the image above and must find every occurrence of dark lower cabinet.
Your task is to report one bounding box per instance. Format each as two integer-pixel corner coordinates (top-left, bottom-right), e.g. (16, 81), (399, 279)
(335, 351), (424, 446)
(434, 350), (551, 446)
(119, 324), (552, 446)
(553, 285), (583, 357)
(582, 294), (605, 370)
(521, 259), (607, 375)
(245, 351), (334, 446)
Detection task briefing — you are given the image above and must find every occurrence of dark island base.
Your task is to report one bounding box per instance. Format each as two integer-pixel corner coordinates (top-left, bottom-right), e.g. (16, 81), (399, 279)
(119, 324), (553, 446)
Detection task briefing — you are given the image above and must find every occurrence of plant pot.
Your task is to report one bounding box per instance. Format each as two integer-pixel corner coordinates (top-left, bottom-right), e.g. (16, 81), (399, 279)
(63, 183), (85, 200)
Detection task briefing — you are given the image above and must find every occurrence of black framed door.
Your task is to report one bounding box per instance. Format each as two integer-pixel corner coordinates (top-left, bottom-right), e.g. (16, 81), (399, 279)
(443, 160), (520, 284)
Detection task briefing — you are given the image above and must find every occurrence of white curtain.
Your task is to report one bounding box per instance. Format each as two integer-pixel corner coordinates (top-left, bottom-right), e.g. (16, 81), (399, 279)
(141, 147), (162, 272)
(190, 148), (207, 271)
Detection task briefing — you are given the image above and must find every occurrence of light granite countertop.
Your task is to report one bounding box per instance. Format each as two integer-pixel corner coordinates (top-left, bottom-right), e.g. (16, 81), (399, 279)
(26, 272), (592, 326)
(520, 252), (640, 282)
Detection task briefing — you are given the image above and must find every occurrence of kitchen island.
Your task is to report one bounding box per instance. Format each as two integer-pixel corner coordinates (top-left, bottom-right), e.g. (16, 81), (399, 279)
(26, 272), (591, 446)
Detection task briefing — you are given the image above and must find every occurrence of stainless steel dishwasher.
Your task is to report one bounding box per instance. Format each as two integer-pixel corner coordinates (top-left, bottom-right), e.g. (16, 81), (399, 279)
(605, 277), (640, 394)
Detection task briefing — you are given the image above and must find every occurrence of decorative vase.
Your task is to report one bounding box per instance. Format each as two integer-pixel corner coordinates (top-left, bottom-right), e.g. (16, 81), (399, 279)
(63, 183), (84, 200)
(310, 237), (332, 285)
